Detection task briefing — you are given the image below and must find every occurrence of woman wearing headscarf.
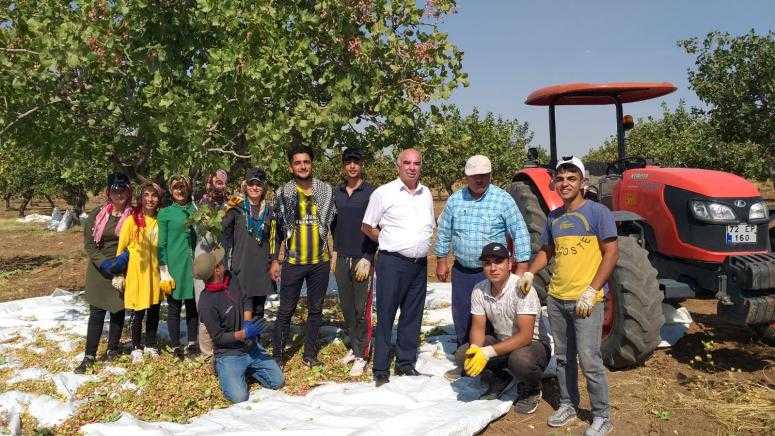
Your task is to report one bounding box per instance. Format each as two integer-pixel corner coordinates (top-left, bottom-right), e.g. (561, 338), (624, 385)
(158, 175), (199, 359)
(115, 181), (165, 362)
(221, 168), (278, 322)
(75, 173), (133, 374)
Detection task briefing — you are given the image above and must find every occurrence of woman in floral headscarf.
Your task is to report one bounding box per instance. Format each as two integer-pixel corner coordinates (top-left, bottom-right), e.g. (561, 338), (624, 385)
(115, 181), (165, 362)
(157, 175), (198, 359)
(75, 173), (133, 374)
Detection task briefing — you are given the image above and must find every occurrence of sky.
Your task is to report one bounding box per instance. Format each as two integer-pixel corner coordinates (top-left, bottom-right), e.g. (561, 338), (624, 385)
(438, 0), (775, 157)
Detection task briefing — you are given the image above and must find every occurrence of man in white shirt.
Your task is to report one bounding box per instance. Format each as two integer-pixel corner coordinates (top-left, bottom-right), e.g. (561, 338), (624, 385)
(362, 148), (435, 387)
(452, 242), (550, 415)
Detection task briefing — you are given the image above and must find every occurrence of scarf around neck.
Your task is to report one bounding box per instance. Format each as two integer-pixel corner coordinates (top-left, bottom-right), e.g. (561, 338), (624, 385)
(93, 203), (132, 244)
(274, 178), (335, 249)
(204, 274), (230, 292)
(243, 197), (269, 242)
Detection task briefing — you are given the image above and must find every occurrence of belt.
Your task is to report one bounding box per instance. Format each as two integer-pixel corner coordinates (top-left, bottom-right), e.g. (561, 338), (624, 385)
(453, 260), (484, 274)
(379, 250), (427, 264)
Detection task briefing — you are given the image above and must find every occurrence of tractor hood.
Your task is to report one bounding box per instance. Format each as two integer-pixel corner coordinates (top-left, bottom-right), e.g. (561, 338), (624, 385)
(625, 167), (762, 198)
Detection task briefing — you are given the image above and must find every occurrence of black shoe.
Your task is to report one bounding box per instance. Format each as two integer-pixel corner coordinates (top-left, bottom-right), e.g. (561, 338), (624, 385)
(185, 343), (200, 359)
(105, 348), (121, 361)
(172, 346), (185, 360)
(74, 356), (95, 374)
(302, 356), (322, 368)
(394, 366), (421, 376)
(375, 373), (390, 387)
(514, 389), (542, 415)
(480, 369), (513, 400)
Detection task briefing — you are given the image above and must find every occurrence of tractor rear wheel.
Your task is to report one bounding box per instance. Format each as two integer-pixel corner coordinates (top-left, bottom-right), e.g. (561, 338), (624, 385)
(507, 181), (551, 303)
(601, 235), (664, 369)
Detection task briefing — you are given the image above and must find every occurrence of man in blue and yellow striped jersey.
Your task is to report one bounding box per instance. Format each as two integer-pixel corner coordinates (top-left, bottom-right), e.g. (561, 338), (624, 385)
(270, 144), (336, 368)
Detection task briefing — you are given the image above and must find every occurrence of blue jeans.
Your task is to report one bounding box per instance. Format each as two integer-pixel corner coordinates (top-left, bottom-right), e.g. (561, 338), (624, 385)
(215, 345), (285, 403)
(450, 261), (485, 346)
(546, 296), (609, 418)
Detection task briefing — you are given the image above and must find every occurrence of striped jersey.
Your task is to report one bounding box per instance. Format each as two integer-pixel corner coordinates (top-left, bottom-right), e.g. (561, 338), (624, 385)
(285, 187), (329, 265)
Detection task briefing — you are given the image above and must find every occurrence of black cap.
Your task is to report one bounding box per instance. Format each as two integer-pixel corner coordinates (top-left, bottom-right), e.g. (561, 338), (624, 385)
(107, 172), (130, 191)
(246, 167), (267, 184)
(479, 242), (510, 261)
(342, 147), (364, 163)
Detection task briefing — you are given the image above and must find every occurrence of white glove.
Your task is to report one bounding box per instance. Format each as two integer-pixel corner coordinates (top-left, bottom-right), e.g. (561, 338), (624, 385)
(111, 275), (125, 291)
(353, 258), (371, 282)
(516, 272), (534, 295)
(575, 286), (598, 318)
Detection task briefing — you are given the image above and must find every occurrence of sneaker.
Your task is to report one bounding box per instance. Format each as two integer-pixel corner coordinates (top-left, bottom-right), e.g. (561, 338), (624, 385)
(339, 349), (355, 365)
(514, 390), (542, 414)
(480, 369), (513, 400)
(74, 356), (96, 374)
(547, 404), (577, 427)
(105, 348), (121, 361)
(349, 358), (367, 377)
(185, 343), (200, 359)
(394, 366), (421, 376)
(143, 347), (159, 358)
(172, 346), (185, 360)
(302, 356), (322, 368)
(584, 417), (613, 436)
(374, 373), (390, 387)
(130, 349), (144, 363)
(444, 367), (463, 381)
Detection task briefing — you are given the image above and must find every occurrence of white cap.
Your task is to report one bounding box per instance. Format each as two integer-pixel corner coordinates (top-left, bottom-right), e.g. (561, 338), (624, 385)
(464, 155), (492, 176)
(556, 156), (586, 178)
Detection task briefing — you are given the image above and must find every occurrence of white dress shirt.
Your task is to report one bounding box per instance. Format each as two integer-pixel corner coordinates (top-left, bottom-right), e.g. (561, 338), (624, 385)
(362, 178), (435, 258)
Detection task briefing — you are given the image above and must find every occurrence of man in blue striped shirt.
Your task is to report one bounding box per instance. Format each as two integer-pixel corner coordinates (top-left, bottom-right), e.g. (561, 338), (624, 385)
(435, 155), (531, 346)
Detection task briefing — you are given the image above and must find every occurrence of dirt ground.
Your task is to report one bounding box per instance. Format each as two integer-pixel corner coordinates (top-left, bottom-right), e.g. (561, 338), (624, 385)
(1, 197), (774, 435)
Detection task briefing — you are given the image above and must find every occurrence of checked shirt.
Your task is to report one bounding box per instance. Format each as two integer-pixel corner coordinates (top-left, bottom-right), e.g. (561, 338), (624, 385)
(434, 184), (531, 269)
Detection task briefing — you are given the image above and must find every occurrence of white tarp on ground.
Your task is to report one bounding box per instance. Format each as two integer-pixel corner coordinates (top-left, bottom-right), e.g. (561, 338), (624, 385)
(0, 285), (526, 435)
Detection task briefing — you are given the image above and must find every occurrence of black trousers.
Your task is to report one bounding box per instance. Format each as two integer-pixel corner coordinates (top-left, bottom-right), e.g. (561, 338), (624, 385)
(130, 304), (160, 349)
(85, 305), (125, 358)
(272, 262), (330, 362)
(455, 340), (550, 394)
(167, 296), (198, 347)
(249, 295), (267, 320)
(373, 253), (427, 377)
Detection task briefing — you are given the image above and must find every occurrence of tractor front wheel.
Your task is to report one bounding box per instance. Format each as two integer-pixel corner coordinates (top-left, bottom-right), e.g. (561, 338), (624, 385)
(601, 236), (664, 369)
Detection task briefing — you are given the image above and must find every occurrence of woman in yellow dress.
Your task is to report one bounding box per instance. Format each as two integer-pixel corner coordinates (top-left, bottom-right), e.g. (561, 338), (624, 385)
(116, 182), (165, 362)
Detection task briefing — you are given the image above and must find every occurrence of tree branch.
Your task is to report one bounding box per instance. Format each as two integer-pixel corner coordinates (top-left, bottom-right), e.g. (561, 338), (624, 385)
(0, 48), (40, 55)
(207, 147), (251, 159)
(0, 104), (49, 137)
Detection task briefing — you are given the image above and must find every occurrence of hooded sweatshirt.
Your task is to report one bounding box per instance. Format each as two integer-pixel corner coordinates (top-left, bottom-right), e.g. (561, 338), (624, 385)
(198, 272), (256, 356)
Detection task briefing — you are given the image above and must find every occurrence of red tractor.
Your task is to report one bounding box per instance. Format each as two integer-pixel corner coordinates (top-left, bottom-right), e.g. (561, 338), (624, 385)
(508, 82), (775, 369)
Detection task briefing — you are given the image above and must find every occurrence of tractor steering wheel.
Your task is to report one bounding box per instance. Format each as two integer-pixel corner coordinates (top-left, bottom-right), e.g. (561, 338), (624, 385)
(606, 156), (648, 176)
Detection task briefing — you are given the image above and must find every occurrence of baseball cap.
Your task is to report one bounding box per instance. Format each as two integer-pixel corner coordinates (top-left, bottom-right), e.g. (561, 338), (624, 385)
(342, 147), (365, 163)
(556, 156), (586, 178)
(245, 167), (267, 185)
(193, 247), (226, 281)
(479, 242), (510, 261)
(464, 155), (492, 176)
(107, 173), (130, 191)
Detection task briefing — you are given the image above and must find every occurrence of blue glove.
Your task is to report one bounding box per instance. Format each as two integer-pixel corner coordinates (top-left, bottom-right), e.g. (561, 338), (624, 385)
(99, 250), (129, 276)
(243, 318), (266, 340)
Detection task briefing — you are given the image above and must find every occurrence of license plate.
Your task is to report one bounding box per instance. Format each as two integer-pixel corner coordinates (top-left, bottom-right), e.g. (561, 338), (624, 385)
(725, 225), (757, 244)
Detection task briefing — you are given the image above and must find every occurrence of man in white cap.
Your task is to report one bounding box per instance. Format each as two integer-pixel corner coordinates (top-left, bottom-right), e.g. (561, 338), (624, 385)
(518, 156), (618, 436)
(435, 154), (531, 348)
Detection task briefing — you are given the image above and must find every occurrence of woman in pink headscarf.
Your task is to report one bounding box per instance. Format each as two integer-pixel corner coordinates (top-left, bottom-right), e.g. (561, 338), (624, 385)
(75, 172), (133, 374)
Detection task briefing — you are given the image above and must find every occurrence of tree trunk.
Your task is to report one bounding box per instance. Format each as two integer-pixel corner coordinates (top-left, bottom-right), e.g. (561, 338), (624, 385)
(4, 193), (12, 210)
(769, 153), (775, 193)
(18, 190), (33, 217)
(44, 194), (55, 208)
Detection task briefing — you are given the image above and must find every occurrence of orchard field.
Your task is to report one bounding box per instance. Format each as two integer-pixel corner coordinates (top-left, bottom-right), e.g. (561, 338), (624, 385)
(0, 192), (773, 435)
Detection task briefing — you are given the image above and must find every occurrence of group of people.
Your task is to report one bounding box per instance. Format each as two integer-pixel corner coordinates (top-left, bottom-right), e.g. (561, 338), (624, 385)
(77, 144), (617, 436)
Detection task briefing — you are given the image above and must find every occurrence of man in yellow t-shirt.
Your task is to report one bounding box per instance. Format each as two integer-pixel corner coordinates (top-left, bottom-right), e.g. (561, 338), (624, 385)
(518, 157), (618, 436)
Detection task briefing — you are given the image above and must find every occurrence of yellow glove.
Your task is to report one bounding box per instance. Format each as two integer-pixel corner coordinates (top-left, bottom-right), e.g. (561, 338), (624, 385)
(575, 285), (597, 318)
(159, 265), (176, 295)
(353, 258), (371, 282)
(464, 345), (496, 377)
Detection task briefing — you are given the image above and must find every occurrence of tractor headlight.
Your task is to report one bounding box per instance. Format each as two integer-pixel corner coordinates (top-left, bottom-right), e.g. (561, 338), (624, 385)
(689, 200), (737, 223)
(749, 201), (769, 221)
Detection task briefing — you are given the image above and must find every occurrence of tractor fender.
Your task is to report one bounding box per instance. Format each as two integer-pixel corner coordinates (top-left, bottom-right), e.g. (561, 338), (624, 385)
(514, 167), (563, 212)
(612, 210), (645, 223)
(612, 211), (658, 251)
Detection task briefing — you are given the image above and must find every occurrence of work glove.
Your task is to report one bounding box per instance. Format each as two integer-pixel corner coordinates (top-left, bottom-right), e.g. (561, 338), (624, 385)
(111, 275), (125, 291)
(575, 286), (598, 318)
(159, 265), (176, 295)
(98, 250), (129, 276)
(464, 344), (496, 377)
(243, 318), (266, 340)
(516, 272), (534, 296)
(353, 258), (371, 282)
